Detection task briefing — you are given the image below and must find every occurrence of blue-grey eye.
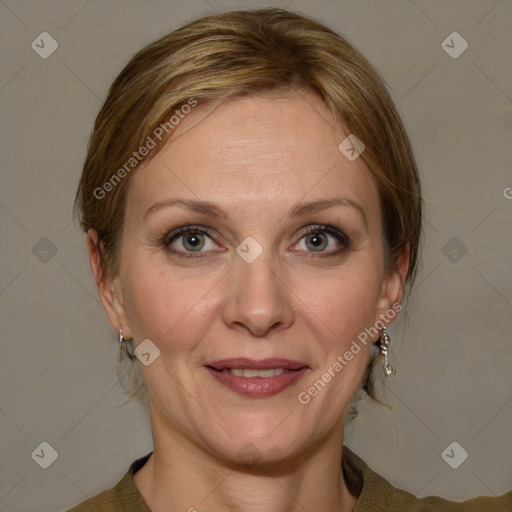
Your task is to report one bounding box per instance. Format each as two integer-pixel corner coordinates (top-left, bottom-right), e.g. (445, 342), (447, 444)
(182, 232), (205, 251)
(296, 227), (348, 253)
(168, 229), (217, 253)
(305, 232), (328, 251)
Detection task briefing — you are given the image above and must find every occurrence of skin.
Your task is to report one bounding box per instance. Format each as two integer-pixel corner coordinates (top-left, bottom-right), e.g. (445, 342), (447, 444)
(87, 92), (409, 512)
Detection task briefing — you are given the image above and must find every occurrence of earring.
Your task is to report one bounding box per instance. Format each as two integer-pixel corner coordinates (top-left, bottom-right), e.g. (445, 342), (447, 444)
(118, 329), (134, 362)
(378, 326), (396, 377)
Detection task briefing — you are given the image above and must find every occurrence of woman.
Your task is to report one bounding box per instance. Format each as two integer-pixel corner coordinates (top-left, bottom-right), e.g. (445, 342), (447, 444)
(68, 8), (510, 512)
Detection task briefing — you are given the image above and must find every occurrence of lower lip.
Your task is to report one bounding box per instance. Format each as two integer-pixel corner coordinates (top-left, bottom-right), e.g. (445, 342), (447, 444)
(205, 367), (309, 398)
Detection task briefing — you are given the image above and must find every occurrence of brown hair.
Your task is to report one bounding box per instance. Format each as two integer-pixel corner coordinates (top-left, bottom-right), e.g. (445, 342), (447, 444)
(74, 8), (422, 412)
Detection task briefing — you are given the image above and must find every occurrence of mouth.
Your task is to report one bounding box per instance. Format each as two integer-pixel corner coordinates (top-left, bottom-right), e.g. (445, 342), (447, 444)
(206, 357), (308, 371)
(204, 358), (310, 398)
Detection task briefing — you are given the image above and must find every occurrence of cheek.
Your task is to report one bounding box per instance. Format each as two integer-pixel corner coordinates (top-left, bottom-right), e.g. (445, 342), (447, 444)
(295, 268), (381, 413)
(333, 282), (379, 339)
(295, 260), (382, 343)
(120, 253), (221, 348)
(120, 229), (384, 354)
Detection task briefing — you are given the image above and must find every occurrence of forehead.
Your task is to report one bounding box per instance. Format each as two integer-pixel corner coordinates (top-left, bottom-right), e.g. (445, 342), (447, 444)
(126, 92), (380, 223)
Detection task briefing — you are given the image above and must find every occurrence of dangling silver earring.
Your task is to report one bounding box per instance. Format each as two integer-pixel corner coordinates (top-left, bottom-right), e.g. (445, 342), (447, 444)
(118, 329), (134, 362)
(378, 326), (396, 377)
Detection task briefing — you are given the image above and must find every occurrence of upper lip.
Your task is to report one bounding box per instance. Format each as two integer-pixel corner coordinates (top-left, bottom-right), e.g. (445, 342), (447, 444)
(205, 358), (308, 371)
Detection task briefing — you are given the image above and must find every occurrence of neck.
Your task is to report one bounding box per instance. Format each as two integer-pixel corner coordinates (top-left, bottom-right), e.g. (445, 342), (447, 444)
(134, 408), (358, 512)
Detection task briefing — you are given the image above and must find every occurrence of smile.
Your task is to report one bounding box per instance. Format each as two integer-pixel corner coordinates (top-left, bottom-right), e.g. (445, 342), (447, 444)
(205, 358), (309, 398)
(227, 368), (284, 377)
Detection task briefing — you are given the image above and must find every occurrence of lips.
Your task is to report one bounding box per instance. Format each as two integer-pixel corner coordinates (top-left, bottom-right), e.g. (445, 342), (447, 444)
(204, 358), (310, 398)
(205, 358), (308, 371)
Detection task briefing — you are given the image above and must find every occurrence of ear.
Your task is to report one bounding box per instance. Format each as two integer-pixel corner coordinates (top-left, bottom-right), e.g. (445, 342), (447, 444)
(374, 243), (410, 331)
(86, 229), (133, 340)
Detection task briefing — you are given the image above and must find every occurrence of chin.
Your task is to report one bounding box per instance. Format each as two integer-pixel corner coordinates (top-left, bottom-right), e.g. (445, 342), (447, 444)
(201, 421), (313, 468)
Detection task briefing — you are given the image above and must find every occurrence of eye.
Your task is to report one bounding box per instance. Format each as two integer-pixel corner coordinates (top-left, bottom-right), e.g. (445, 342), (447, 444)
(293, 225), (350, 255)
(162, 224), (350, 258)
(163, 226), (220, 256)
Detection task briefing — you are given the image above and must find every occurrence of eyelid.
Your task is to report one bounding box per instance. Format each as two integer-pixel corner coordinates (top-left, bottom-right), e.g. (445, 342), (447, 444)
(162, 225), (218, 246)
(301, 224), (349, 243)
(161, 225), (225, 259)
(162, 223), (350, 258)
(290, 224), (351, 252)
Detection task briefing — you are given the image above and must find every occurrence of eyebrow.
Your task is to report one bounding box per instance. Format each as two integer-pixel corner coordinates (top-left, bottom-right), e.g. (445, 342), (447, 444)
(144, 197), (368, 228)
(289, 198), (367, 229)
(144, 199), (226, 220)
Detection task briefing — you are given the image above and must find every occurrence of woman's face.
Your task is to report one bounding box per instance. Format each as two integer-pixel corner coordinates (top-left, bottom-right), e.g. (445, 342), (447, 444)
(100, 92), (405, 464)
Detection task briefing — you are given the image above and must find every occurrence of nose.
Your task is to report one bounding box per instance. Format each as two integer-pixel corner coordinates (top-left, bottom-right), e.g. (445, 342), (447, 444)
(222, 252), (295, 337)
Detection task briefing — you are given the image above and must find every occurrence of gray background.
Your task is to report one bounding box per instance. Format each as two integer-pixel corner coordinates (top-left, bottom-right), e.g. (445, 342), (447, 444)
(1, 1), (511, 511)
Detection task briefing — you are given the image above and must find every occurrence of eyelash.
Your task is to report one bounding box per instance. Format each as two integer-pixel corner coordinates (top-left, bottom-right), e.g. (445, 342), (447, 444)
(161, 224), (351, 259)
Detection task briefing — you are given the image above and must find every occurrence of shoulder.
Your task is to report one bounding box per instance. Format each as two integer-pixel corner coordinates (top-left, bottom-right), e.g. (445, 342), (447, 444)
(66, 484), (118, 511)
(66, 454), (152, 512)
(67, 448), (510, 511)
(342, 445), (511, 511)
(371, 485), (512, 512)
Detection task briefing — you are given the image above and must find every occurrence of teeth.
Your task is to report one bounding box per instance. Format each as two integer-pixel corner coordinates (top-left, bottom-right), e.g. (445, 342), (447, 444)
(229, 368), (284, 378)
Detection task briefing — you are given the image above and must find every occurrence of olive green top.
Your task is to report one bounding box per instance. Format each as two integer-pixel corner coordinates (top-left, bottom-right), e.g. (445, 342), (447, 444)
(67, 445), (511, 511)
